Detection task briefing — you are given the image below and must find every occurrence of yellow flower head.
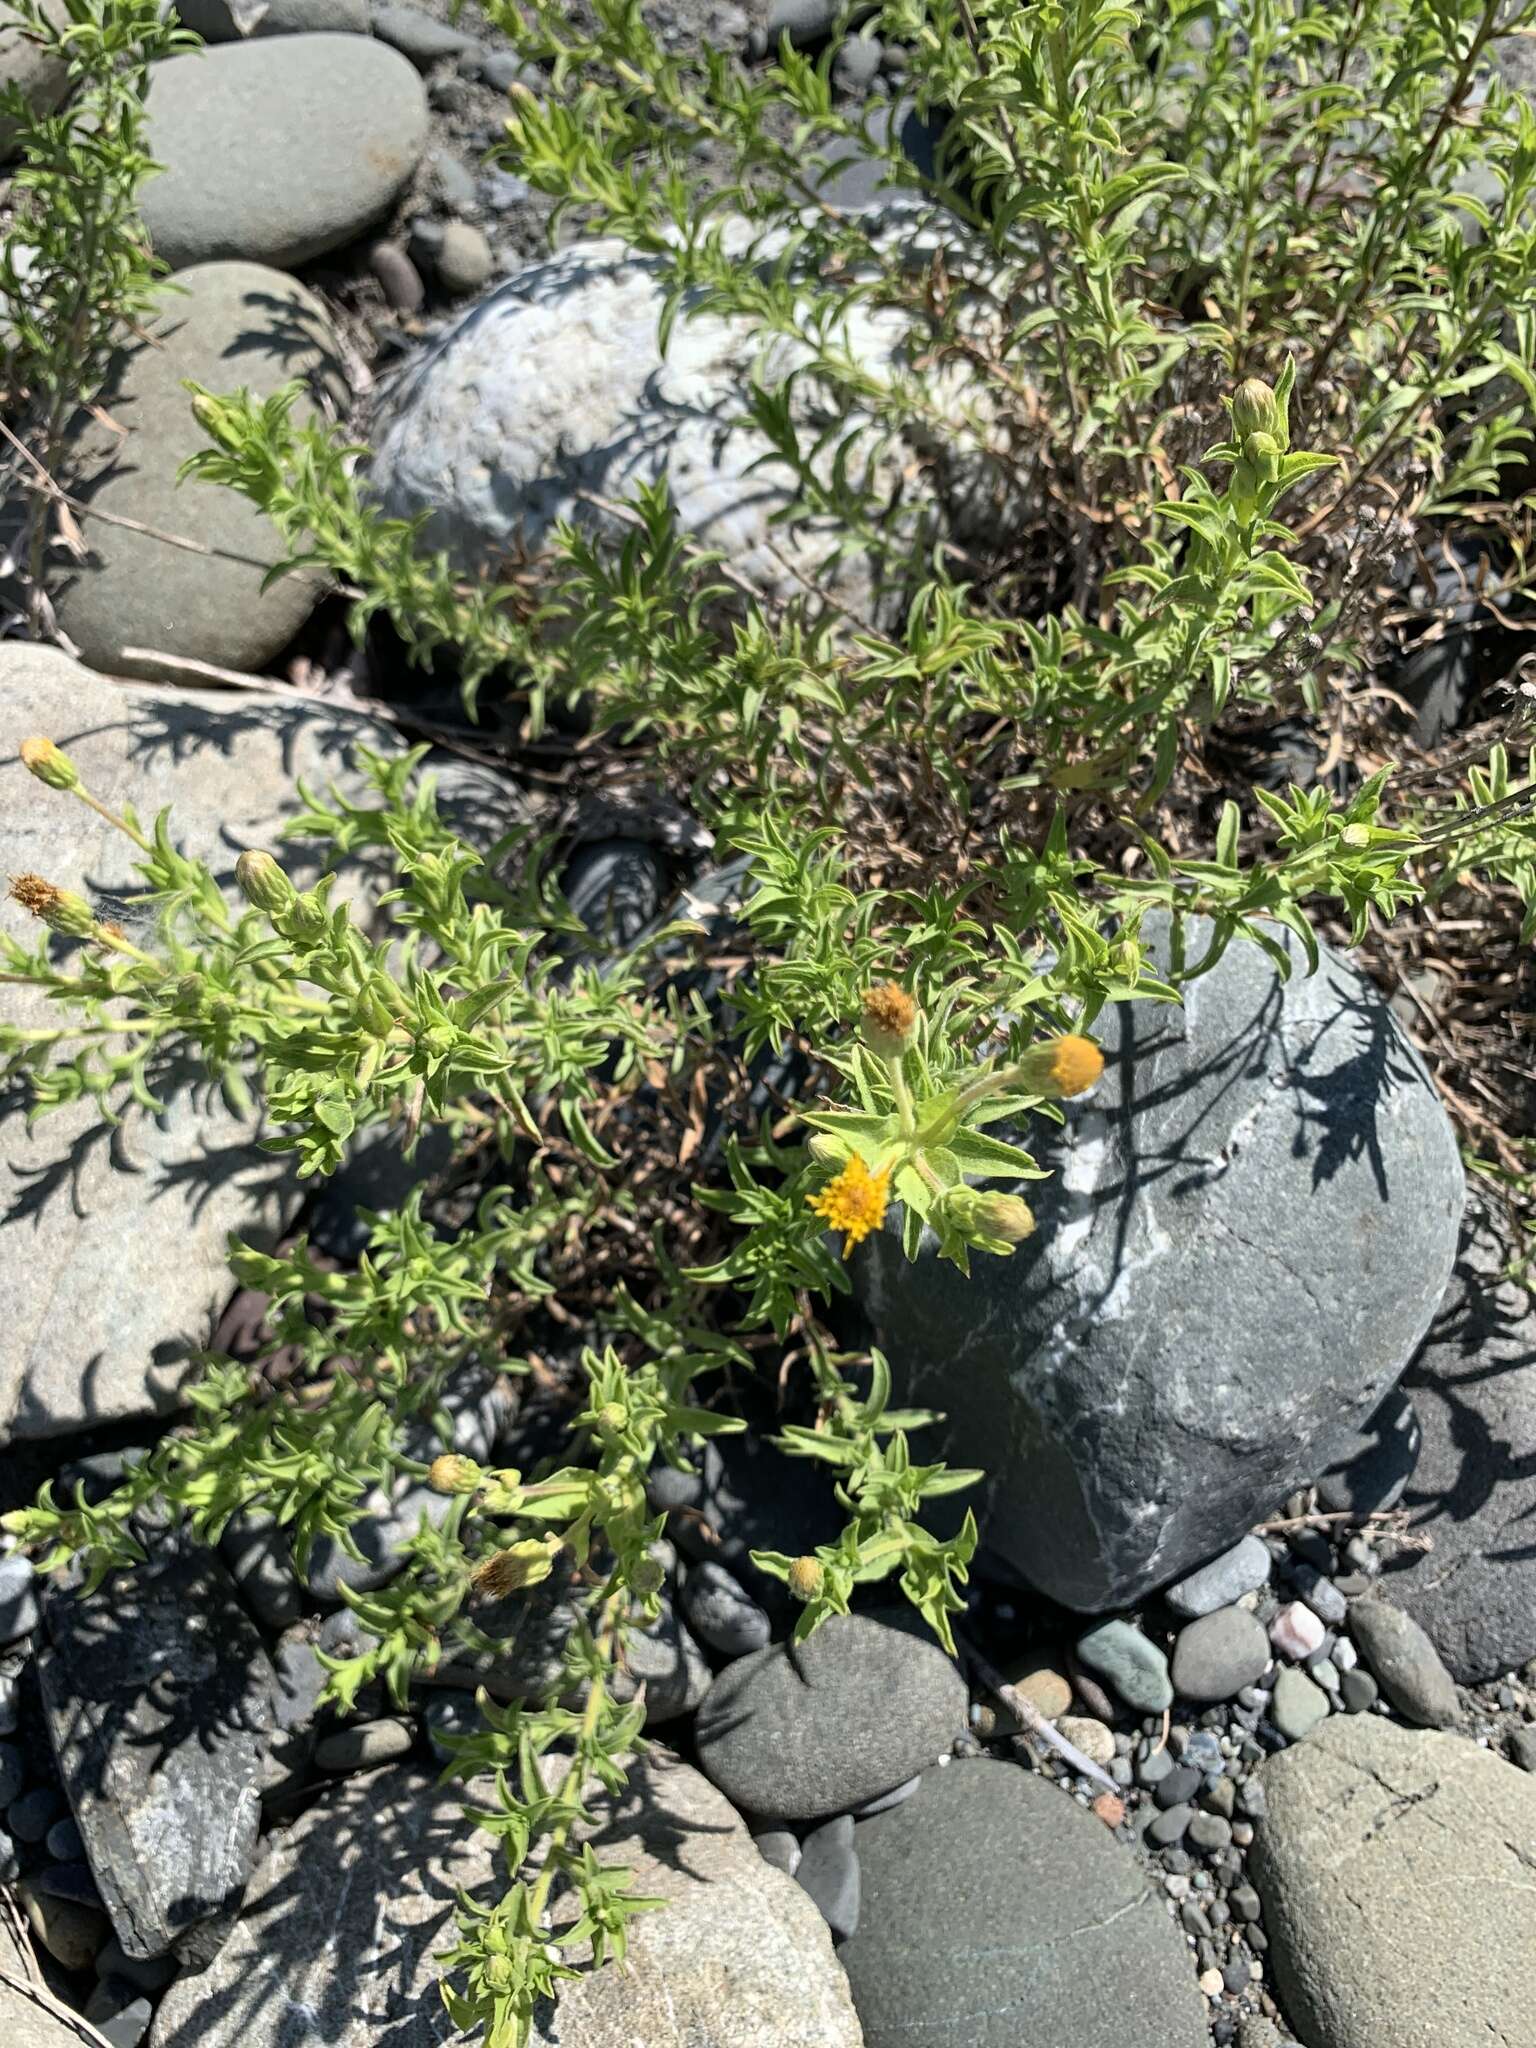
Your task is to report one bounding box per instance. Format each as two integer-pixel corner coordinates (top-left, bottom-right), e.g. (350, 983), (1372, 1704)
(808, 1153), (891, 1256)
(19, 738), (79, 793)
(1019, 1033), (1104, 1100)
(788, 1554), (825, 1602)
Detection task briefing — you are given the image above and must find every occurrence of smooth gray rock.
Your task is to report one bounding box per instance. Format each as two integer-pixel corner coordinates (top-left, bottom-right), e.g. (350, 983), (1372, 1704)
(1379, 1194), (1536, 1682)
(563, 837), (666, 951)
(433, 219), (494, 295)
(1347, 1597), (1458, 1729)
(679, 1558), (772, 1658)
(39, 1544), (274, 1962)
(368, 233), (919, 621)
(173, 0), (368, 38)
(0, 0), (69, 160)
(0, 1553), (39, 1641)
(1252, 1716), (1536, 2048)
(140, 38), (428, 271)
(219, 1512), (302, 1631)
(0, 646), (506, 1441)
(1171, 1607), (1270, 1703)
(314, 1716), (415, 1771)
(840, 1760), (1208, 2048)
(659, 1432), (845, 1623)
(369, 1), (477, 63)
(1271, 1666), (1330, 1742)
(694, 1612), (967, 1822)
(1317, 1383), (1421, 1513)
(52, 262), (344, 681)
(856, 912), (1463, 1611)
(1076, 1618), (1173, 1712)
(1165, 1535), (1273, 1618)
(795, 1812), (860, 1938)
(149, 1751), (863, 2048)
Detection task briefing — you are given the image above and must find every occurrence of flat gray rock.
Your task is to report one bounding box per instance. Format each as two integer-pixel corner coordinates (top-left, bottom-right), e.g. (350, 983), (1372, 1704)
(0, 0), (70, 160)
(149, 1751), (863, 2048)
(1380, 1192), (1536, 1682)
(839, 1760), (1208, 2047)
(1346, 1596), (1458, 1728)
(52, 261), (344, 680)
(39, 1544), (275, 1962)
(1251, 1715), (1536, 2048)
(0, 645), (504, 1440)
(856, 911), (1463, 1610)
(368, 233), (920, 621)
(695, 1611), (966, 1822)
(140, 37), (427, 271)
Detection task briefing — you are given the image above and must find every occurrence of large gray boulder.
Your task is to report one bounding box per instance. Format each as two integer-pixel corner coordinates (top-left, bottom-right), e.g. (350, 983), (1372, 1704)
(173, 0), (368, 38)
(367, 234), (917, 621)
(0, 644), (509, 1440)
(0, 0), (70, 160)
(856, 912), (1464, 1611)
(839, 1759), (1207, 2048)
(139, 37), (427, 271)
(52, 261), (344, 682)
(39, 1542), (275, 1963)
(149, 1750), (865, 2048)
(1251, 1715), (1536, 2048)
(1379, 1191), (1536, 1682)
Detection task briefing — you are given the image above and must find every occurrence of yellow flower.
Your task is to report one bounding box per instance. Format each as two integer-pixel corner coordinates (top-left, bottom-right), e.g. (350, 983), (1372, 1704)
(808, 1153), (891, 1255)
(1018, 1033), (1104, 1100)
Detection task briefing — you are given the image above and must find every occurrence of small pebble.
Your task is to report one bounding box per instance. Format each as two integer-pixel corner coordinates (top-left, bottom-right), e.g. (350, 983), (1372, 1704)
(1006, 1664), (1071, 1721)
(1137, 1746), (1175, 1789)
(45, 1817), (85, 1862)
(1090, 1791), (1125, 1829)
(1165, 1537), (1273, 1620)
(1199, 1966), (1226, 1997)
(8, 1785), (63, 1842)
(1187, 1811), (1233, 1853)
(1222, 1959), (1250, 1996)
(1075, 1619), (1172, 1714)
(1230, 1882), (1262, 1924)
(369, 239), (425, 314)
(315, 1717), (417, 1772)
(1271, 1665), (1330, 1740)
(1155, 1764), (1201, 1810)
(1508, 1727), (1536, 1773)
(753, 1826), (800, 1876)
(1164, 1871), (1191, 1900)
(1231, 1819), (1255, 1848)
(795, 1813), (859, 1939)
(1201, 1777), (1236, 1819)
(1340, 1667), (1379, 1714)
(1236, 1778), (1268, 1819)
(1291, 1561), (1348, 1627)
(0, 1673), (18, 1737)
(1269, 1601), (1326, 1660)
(1057, 1715), (1115, 1767)
(1332, 1635), (1359, 1672)
(0, 1554), (39, 1643)
(435, 220), (494, 295)
(1148, 1802), (1194, 1846)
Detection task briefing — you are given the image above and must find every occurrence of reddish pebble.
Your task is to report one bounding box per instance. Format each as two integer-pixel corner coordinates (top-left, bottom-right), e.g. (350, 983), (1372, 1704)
(1090, 1793), (1125, 1829)
(1270, 1599), (1325, 1660)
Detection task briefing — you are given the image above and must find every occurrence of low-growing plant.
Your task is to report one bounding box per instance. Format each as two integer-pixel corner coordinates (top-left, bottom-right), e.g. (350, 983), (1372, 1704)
(6, 3), (1536, 2045)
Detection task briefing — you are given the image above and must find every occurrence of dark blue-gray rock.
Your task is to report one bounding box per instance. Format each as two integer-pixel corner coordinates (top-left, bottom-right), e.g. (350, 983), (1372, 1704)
(796, 1812), (860, 1938)
(1171, 1608), (1270, 1703)
(219, 1512), (303, 1631)
(1346, 1597), (1458, 1729)
(839, 1760), (1208, 2047)
(1165, 1535), (1272, 1618)
(855, 911), (1463, 1611)
(0, 1740), (21, 1807)
(1290, 1561), (1348, 1628)
(562, 838), (666, 951)
(369, 1), (477, 64)
(256, 1625), (327, 1795)
(173, 0), (368, 37)
(1317, 1384), (1421, 1513)
(1378, 1193), (1536, 1682)
(694, 1613), (967, 1822)
(679, 1559), (772, 1658)
(39, 1544), (275, 1962)
(752, 1824), (801, 1876)
(0, 1553), (39, 1642)
(86, 1991), (155, 2048)
(7, 1784), (62, 1843)
(1076, 1618), (1172, 1712)
(1251, 1715), (1536, 2048)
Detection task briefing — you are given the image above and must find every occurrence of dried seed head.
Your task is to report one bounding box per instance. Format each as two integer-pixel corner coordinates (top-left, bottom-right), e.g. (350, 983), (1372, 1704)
(860, 981), (919, 1058)
(787, 1555), (825, 1603)
(7, 873), (97, 938)
(234, 849), (296, 916)
(19, 737), (79, 792)
(472, 1539), (557, 1599)
(629, 1554), (666, 1599)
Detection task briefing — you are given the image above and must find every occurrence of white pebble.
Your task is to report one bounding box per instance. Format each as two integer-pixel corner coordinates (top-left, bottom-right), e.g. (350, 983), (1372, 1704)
(1270, 1600), (1326, 1660)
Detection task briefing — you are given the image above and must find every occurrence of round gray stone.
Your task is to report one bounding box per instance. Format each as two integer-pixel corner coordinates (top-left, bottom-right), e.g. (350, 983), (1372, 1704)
(434, 219), (494, 295)
(52, 263), (344, 680)
(140, 37), (428, 271)
(856, 911), (1463, 1611)
(694, 1613), (967, 1823)
(679, 1560), (771, 1659)
(839, 1760), (1208, 2048)
(1271, 1666), (1330, 1742)
(1252, 1715), (1536, 2048)
(1171, 1608), (1270, 1703)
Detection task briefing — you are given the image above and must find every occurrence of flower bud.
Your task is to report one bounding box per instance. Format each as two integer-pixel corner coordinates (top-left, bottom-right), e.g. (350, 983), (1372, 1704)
(939, 1185), (1036, 1244)
(1231, 378), (1279, 441)
(176, 973), (204, 1007)
(629, 1554), (665, 1599)
(484, 1954), (515, 1992)
(208, 994), (238, 1027)
(7, 873), (98, 938)
(472, 1538), (558, 1599)
(20, 737), (80, 793)
(427, 1453), (481, 1495)
(860, 982), (919, 1060)
(594, 1401), (629, 1440)
(1015, 1033), (1104, 1100)
(1340, 821), (1370, 850)
(806, 1132), (845, 1167)
(788, 1554), (825, 1603)
(235, 850), (296, 917)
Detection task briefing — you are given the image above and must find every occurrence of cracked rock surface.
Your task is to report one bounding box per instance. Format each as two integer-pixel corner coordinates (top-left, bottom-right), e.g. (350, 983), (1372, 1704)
(1250, 1714), (1536, 2048)
(855, 909), (1464, 1610)
(838, 1756), (1207, 2047)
